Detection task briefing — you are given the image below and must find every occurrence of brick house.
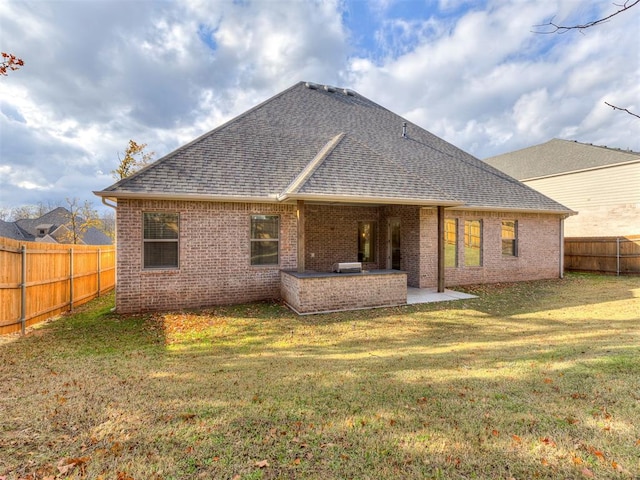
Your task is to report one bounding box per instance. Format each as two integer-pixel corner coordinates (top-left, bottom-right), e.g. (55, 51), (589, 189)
(95, 82), (573, 314)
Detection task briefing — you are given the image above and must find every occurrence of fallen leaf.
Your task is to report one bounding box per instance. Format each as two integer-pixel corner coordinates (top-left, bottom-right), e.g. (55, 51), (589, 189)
(572, 456), (583, 465)
(57, 457), (89, 475)
(543, 378), (553, 384)
(540, 437), (557, 447)
(255, 460), (269, 468)
(511, 434), (522, 444)
(292, 458), (301, 465)
(581, 467), (594, 478)
(492, 429), (500, 437)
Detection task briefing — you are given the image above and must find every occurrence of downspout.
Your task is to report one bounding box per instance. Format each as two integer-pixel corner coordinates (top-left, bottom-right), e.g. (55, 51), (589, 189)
(101, 197), (117, 210)
(101, 197), (117, 311)
(559, 216), (565, 279)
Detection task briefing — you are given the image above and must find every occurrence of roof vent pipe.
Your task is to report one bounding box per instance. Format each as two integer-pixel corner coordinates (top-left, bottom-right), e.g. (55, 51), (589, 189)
(402, 122), (407, 138)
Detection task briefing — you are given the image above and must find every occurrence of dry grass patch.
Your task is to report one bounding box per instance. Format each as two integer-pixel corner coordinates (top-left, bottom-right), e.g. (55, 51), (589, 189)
(0, 273), (639, 479)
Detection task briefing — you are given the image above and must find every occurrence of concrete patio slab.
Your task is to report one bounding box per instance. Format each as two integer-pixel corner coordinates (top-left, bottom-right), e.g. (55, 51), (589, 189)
(406, 287), (477, 305)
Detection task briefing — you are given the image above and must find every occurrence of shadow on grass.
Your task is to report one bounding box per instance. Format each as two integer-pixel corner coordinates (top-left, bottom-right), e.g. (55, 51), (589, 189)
(1, 276), (639, 479)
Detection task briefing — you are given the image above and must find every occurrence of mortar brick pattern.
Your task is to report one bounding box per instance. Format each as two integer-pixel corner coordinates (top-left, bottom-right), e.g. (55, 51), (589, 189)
(281, 271), (406, 314)
(117, 200), (563, 313)
(116, 199), (297, 313)
(425, 210), (562, 287)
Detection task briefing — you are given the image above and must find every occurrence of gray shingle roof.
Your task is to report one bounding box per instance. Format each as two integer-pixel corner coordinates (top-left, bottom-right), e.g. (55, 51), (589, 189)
(96, 82), (572, 214)
(0, 219), (27, 240)
(484, 138), (640, 180)
(1, 207), (112, 245)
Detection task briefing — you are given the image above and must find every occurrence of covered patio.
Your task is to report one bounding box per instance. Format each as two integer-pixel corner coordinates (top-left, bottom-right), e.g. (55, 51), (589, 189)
(279, 199), (460, 314)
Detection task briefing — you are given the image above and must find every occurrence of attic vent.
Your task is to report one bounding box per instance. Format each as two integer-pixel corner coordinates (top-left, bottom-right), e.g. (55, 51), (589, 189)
(305, 82), (319, 90)
(323, 85), (336, 93)
(342, 88), (355, 96)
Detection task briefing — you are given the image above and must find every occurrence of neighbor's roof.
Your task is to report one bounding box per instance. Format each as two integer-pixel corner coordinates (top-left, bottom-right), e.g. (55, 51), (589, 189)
(0, 219), (26, 240)
(484, 138), (640, 181)
(96, 82), (572, 214)
(2, 207), (112, 245)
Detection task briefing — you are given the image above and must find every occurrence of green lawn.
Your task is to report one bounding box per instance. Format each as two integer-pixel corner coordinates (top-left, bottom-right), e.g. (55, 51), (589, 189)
(1, 273), (639, 479)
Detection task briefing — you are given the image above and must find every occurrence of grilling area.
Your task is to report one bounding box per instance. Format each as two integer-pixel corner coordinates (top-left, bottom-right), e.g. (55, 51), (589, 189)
(280, 268), (408, 315)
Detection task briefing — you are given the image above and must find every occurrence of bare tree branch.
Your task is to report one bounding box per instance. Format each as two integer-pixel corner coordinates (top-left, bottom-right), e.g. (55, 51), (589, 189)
(604, 101), (640, 119)
(532, 0), (639, 34)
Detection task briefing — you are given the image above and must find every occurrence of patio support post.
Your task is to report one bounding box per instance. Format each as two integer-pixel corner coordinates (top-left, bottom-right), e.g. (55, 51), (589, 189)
(437, 206), (445, 293)
(297, 200), (305, 273)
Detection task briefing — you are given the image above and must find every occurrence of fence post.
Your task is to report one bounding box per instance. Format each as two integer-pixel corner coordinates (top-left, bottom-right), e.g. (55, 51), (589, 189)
(69, 248), (74, 311)
(20, 245), (27, 336)
(97, 248), (101, 298)
(616, 237), (620, 276)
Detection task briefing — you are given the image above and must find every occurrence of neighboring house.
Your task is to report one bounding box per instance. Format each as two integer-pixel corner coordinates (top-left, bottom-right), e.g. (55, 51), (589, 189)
(485, 139), (640, 237)
(95, 81), (573, 315)
(0, 207), (112, 245)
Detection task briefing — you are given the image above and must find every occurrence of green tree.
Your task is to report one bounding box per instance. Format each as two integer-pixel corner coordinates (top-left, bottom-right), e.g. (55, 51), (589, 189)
(112, 140), (155, 180)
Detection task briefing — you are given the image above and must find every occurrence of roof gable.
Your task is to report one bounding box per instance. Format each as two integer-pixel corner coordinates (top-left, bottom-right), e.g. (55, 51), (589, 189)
(96, 82), (572, 214)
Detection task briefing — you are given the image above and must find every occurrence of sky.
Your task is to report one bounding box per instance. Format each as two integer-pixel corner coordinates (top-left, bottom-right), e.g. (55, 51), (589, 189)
(1, 0), (639, 215)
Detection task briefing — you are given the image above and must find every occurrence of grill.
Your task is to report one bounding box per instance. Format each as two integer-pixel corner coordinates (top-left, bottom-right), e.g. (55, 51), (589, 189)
(332, 262), (362, 273)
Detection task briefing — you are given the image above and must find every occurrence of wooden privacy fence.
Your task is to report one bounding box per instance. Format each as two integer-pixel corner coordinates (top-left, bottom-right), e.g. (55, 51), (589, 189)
(564, 235), (640, 275)
(0, 237), (115, 335)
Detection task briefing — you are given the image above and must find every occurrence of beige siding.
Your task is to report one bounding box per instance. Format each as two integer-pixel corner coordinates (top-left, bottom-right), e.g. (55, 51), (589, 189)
(524, 162), (640, 236)
(525, 162), (640, 209)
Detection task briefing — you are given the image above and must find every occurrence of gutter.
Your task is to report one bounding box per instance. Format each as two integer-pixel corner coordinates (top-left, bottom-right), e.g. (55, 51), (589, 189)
(93, 191), (282, 204)
(449, 205), (577, 216)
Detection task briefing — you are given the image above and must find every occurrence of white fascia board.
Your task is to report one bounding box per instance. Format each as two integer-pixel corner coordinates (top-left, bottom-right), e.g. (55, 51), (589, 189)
(92, 191), (281, 204)
(279, 192), (464, 207)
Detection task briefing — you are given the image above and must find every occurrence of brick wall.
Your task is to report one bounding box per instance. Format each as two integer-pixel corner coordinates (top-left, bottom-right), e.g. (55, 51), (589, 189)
(304, 204), (381, 271)
(380, 205), (421, 286)
(116, 199), (564, 314)
(116, 199), (297, 313)
(303, 204), (422, 285)
(419, 209), (562, 287)
(281, 271), (407, 314)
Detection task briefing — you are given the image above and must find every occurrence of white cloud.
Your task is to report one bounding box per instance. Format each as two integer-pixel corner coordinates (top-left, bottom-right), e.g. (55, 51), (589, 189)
(0, 0), (638, 212)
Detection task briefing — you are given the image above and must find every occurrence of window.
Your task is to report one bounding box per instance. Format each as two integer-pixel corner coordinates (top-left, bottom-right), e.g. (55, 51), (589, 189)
(358, 221), (376, 263)
(502, 220), (518, 256)
(251, 215), (279, 265)
(464, 219), (482, 267)
(143, 212), (179, 269)
(444, 218), (457, 267)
